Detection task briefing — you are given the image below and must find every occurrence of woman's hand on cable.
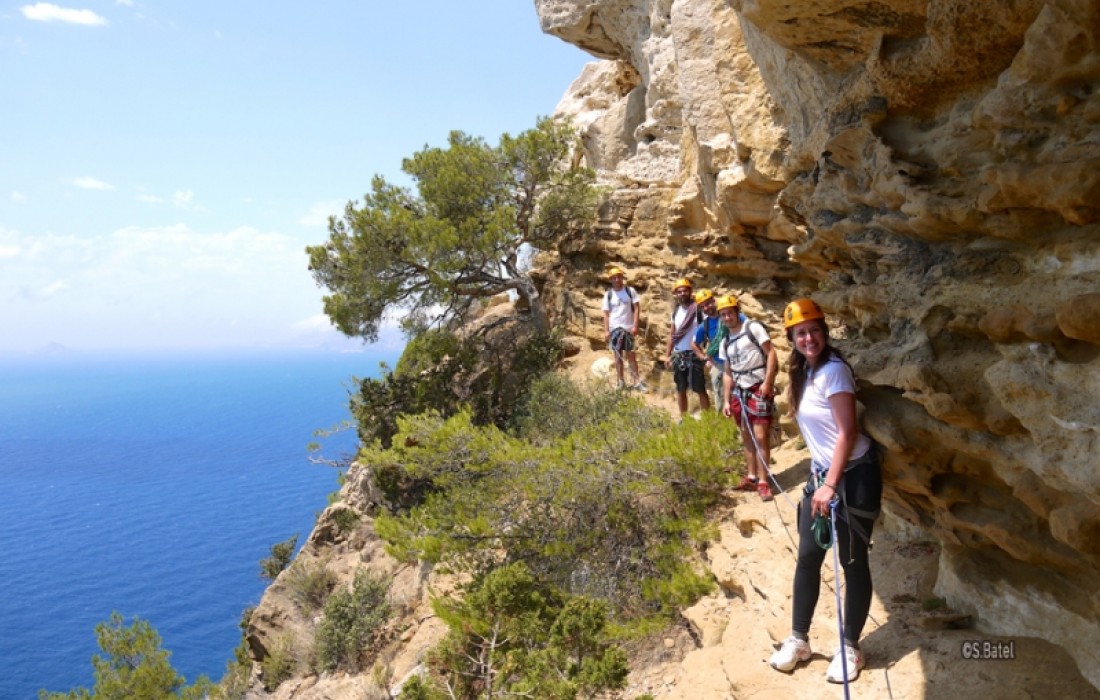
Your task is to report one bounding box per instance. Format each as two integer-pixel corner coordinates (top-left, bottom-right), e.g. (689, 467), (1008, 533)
(812, 482), (836, 517)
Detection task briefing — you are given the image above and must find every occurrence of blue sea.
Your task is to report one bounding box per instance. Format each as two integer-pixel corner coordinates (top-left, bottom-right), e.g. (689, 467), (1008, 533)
(0, 349), (397, 699)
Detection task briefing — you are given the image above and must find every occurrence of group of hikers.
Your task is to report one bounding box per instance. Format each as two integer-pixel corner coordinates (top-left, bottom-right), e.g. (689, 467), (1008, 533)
(601, 266), (885, 685)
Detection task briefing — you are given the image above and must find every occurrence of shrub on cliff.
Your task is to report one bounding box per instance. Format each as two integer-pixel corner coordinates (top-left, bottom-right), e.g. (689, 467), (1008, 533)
(509, 372), (628, 445)
(400, 562), (627, 700)
(258, 534), (298, 581)
(315, 569), (392, 672)
(370, 380), (741, 618)
(351, 326), (561, 449)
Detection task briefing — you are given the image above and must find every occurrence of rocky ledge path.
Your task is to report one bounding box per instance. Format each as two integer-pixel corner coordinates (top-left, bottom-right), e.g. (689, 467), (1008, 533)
(617, 438), (1099, 700)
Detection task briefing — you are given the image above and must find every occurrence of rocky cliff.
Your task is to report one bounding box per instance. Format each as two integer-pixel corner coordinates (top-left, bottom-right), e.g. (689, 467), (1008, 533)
(241, 3), (1099, 696)
(535, 0), (1100, 688)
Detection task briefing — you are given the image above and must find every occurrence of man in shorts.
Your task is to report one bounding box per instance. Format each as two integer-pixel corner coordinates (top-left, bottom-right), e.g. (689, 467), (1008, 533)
(666, 277), (710, 420)
(601, 266), (646, 391)
(716, 294), (778, 500)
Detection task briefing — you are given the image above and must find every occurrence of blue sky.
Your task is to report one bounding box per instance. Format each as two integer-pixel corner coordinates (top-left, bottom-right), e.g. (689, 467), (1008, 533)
(0, 1), (593, 353)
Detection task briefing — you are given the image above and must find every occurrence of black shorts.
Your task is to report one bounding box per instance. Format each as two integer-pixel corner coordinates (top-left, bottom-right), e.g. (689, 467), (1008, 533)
(672, 352), (706, 393)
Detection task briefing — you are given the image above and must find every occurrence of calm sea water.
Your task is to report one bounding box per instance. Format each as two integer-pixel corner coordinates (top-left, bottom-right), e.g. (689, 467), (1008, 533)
(0, 349), (396, 699)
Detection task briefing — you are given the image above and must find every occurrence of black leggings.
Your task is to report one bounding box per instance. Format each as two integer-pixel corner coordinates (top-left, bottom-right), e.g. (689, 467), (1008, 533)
(791, 459), (882, 645)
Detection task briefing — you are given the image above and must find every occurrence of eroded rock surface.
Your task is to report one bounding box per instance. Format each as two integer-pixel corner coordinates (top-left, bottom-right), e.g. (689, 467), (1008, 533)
(536, 0), (1100, 688)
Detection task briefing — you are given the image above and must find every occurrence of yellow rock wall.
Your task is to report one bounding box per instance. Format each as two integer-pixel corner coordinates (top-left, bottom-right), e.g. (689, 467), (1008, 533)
(536, 0), (1100, 686)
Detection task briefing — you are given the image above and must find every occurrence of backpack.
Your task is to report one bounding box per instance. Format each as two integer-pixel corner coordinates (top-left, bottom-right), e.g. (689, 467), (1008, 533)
(722, 319), (768, 377)
(605, 287), (638, 307)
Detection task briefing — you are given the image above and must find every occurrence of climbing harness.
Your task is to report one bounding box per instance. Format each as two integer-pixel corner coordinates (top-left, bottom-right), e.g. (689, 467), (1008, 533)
(609, 327), (631, 362)
(672, 350), (703, 393)
(810, 449), (882, 560)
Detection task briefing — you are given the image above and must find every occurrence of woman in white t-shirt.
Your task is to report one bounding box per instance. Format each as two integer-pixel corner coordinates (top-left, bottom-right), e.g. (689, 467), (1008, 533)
(768, 298), (883, 685)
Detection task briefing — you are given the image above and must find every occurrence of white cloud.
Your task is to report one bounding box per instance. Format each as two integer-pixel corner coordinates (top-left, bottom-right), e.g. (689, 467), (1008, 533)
(173, 189), (193, 206)
(291, 314), (337, 333)
(134, 189), (204, 210)
(72, 176), (115, 191)
(0, 36), (30, 55)
(0, 224), (328, 350)
(115, 0), (133, 6)
(298, 200), (344, 227)
(21, 3), (107, 26)
(11, 191), (28, 203)
(41, 279), (69, 296)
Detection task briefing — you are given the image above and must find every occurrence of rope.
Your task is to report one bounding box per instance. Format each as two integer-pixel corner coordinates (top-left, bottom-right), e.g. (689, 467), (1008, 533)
(732, 387), (798, 510)
(830, 501), (853, 699)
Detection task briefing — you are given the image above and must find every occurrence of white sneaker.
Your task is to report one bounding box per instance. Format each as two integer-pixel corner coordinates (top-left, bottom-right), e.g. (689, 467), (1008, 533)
(826, 642), (865, 683)
(769, 636), (812, 672)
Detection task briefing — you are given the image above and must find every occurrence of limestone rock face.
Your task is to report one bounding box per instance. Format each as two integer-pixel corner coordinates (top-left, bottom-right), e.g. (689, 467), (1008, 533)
(536, 0), (1100, 687)
(244, 464), (448, 699)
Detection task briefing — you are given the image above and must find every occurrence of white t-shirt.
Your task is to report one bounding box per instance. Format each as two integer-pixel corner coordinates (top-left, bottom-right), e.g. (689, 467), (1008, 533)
(671, 305), (698, 352)
(718, 320), (771, 388)
(795, 356), (872, 469)
(602, 287), (639, 331)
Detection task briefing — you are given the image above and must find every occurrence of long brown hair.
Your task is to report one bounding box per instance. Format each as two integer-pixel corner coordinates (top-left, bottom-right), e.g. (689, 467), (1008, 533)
(785, 318), (852, 416)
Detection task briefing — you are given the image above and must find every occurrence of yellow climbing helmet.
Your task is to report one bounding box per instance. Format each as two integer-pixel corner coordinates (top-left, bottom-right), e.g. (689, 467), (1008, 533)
(694, 288), (715, 304)
(608, 266), (625, 278)
(673, 277), (693, 291)
(715, 294), (739, 312)
(783, 298), (825, 329)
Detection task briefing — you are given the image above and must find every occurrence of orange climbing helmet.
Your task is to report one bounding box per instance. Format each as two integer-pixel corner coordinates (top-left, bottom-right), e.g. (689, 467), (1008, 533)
(673, 277), (693, 291)
(783, 298), (825, 329)
(694, 288), (715, 304)
(715, 294), (739, 312)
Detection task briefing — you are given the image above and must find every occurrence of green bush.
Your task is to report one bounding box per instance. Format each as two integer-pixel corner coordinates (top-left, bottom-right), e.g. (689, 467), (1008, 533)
(632, 409), (744, 500)
(510, 373), (628, 444)
(259, 534), (298, 581)
(284, 560), (338, 612)
(210, 607), (255, 700)
(316, 569), (392, 672)
(330, 507), (361, 534)
(38, 613), (214, 700)
(397, 675), (444, 700)
(214, 641), (251, 700)
(351, 327), (561, 448)
(260, 633), (297, 692)
(413, 563), (627, 700)
(372, 379), (730, 618)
